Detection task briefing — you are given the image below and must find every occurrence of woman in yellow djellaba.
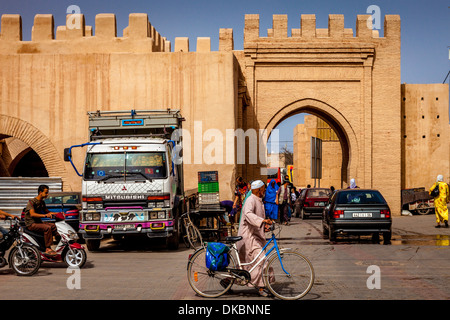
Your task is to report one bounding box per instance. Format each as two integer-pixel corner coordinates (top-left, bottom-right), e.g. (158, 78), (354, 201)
(429, 175), (450, 228)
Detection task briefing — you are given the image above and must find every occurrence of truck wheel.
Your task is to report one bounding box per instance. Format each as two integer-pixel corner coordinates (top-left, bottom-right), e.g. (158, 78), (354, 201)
(86, 239), (101, 251)
(167, 216), (180, 250)
(167, 231), (179, 250)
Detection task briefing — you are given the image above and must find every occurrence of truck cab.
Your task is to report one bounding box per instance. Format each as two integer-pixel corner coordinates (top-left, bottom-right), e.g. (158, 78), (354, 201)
(65, 110), (185, 251)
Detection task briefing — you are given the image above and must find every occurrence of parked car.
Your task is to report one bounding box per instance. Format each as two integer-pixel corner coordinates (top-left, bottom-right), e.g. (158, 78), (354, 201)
(322, 189), (392, 244)
(297, 188), (331, 219)
(21, 192), (81, 233)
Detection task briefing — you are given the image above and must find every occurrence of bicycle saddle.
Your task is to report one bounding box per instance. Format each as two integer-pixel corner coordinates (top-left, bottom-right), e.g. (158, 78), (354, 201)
(224, 236), (242, 243)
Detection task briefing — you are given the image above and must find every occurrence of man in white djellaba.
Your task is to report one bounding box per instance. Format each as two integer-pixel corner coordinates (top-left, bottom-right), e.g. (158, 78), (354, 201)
(237, 180), (273, 297)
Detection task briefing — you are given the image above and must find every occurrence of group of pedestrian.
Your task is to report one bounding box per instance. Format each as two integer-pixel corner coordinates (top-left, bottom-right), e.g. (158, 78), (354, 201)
(231, 175), (297, 228)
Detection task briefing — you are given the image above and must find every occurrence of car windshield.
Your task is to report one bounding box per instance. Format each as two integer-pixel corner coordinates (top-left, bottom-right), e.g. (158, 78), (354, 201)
(266, 169), (279, 179)
(44, 194), (80, 205)
(307, 189), (330, 197)
(84, 152), (167, 181)
(337, 191), (386, 205)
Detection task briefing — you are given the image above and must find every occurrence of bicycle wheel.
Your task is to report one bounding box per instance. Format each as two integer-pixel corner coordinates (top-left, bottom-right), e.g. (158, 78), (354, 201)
(263, 250), (314, 300)
(187, 247), (236, 298)
(182, 220), (190, 248)
(187, 225), (203, 249)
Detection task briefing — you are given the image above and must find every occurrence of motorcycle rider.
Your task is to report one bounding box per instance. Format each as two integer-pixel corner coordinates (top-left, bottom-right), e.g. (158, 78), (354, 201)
(23, 185), (60, 255)
(0, 209), (18, 239)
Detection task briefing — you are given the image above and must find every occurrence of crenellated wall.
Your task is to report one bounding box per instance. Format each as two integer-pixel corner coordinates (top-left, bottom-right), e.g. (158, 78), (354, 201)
(243, 13), (400, 42)
(0, 12), (239, 199)
(0, 13), (236, 54)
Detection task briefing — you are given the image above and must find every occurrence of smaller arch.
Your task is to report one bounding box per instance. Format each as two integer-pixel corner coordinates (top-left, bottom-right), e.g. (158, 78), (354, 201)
(0, 114), (69, 186)
(8, 146), (33, 175)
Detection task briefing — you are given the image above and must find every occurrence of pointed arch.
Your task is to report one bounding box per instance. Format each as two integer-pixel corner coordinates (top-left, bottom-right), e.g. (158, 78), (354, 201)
(264, 98), (360, 188)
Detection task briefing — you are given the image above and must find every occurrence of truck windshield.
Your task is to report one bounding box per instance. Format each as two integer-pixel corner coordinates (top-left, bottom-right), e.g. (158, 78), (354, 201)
(84, 152), (168, 181)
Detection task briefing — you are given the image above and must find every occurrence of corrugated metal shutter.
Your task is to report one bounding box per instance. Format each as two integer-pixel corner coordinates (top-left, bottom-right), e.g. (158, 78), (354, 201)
(0, 177), (62, 220)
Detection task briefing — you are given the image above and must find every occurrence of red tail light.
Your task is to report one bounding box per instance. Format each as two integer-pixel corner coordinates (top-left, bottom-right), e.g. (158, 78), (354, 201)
(83, 197), (103, 202)
(147, 195), (170, 201)
(381, 209), (390, 218)
(333, 210), (344, 219)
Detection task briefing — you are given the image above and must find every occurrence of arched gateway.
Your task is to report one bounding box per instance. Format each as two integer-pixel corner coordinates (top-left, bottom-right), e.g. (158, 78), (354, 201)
(237, 14), (402, 214)
(265, 98), (355, 188)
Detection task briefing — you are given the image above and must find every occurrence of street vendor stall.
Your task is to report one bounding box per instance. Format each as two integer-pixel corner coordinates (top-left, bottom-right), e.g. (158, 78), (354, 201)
(188, 171), (230, 241)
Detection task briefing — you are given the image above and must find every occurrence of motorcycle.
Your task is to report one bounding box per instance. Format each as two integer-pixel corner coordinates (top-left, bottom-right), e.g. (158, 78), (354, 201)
(22, 212), (87, 268)
(0, 217), (41, 276)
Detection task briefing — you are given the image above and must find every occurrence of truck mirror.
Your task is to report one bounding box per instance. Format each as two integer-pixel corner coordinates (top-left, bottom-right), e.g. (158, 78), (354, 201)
(64, 148), (72, 162)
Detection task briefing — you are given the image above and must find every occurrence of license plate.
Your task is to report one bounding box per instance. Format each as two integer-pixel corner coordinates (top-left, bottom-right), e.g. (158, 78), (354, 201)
(315, 202), (325, 206)
(115, 224), (135, 231)
(352, 213), (372, 218)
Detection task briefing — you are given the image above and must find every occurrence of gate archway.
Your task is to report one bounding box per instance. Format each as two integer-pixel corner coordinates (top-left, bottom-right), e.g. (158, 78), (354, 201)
(265, 98), (358, 188)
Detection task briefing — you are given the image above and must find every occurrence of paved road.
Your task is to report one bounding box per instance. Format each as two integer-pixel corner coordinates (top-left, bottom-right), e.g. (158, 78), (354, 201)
(1, 214), (449, 301)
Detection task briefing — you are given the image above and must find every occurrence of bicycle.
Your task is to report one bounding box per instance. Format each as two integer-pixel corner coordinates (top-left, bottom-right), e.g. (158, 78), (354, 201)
(181, 211), (203, 250)
(187, 222), (314, 300)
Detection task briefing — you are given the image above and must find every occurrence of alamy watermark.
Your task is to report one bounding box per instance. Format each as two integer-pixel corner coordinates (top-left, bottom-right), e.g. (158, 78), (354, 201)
(66, 266), (81, 290)
(170, 122), (280, 170)
(66, 5), (82, 30)
(366, 265), (381, 289)
(366, 5), (381, 30)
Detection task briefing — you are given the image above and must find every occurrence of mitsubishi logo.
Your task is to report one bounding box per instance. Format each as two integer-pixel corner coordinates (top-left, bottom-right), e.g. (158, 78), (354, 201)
(122, 185), (127, 191)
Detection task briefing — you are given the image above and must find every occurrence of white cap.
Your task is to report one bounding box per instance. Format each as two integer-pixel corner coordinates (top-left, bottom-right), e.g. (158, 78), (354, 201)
(251, 180), (264, 190)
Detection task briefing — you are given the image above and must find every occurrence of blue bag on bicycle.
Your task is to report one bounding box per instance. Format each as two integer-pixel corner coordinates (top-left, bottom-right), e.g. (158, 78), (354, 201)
(205, 242), (230, 271)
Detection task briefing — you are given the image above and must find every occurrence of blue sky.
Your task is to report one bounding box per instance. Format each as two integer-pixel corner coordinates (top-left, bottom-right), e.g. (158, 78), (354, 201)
(1, 0), (449, 151)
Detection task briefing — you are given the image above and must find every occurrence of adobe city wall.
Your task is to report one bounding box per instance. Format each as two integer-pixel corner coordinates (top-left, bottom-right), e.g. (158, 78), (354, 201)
(0, 13), (239, 200)
(0, 11), (447, 215)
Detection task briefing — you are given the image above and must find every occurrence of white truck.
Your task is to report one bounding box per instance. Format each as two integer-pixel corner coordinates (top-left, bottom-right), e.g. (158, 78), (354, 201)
(64, 109), (191, 251)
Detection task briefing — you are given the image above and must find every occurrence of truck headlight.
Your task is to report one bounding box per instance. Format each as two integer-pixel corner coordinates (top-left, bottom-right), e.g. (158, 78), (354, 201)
(85, 212), (101, 221)
(158, 212), (166, 219)
(87, 203), (102, 210)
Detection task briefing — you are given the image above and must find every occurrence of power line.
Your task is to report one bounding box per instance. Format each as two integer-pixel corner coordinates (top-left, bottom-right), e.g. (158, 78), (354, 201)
(444, 70), (450, 84)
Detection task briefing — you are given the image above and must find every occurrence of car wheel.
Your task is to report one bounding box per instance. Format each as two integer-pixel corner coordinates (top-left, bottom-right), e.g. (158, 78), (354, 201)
(329, 225), (336, 242)
(322, 222), (329, 239)
(383, 231), (392, 245)
(372, 233), (380, 243)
